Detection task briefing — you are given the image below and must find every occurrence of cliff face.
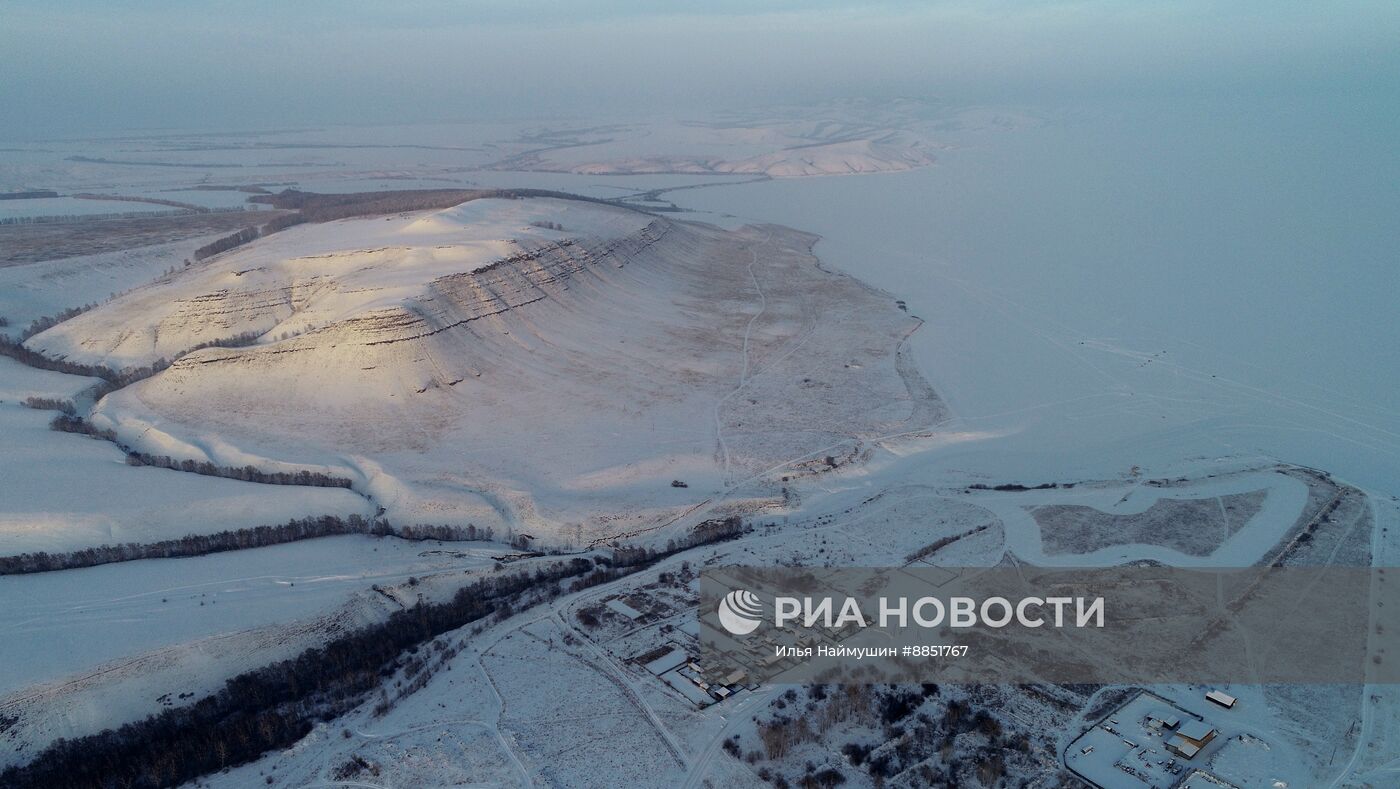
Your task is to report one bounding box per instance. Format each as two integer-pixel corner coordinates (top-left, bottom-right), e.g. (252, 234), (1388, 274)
(47, 197), (942, 545)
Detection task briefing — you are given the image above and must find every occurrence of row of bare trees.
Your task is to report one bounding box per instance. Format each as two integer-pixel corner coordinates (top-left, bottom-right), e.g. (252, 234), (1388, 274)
(0, 516), (498, 575)
(20, 396), (75, 415)
(192, 226), (258, 260)
(0, 515), (381, 574)
(18, 303), (99, 340)
(122, 451), (353, 488)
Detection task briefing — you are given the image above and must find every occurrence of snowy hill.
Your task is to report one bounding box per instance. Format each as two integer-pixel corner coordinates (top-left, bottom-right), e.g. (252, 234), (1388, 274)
(29, 197), (942, 546)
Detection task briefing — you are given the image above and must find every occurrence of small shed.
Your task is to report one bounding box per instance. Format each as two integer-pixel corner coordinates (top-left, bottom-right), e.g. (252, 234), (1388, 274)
(1206, 690), (1237, 709)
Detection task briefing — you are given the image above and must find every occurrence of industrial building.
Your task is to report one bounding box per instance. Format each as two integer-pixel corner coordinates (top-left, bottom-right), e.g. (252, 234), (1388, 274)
(1166, 721), (1217, 760)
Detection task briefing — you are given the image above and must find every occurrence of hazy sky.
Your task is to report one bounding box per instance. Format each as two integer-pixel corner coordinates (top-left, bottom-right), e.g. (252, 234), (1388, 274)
(3, 0), (1398, 138)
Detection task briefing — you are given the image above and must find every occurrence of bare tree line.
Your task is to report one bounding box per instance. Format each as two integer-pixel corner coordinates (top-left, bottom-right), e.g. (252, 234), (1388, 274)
(0, 516), (499, 575)
(0, 335), (114, 382)
(19, 303), (100, 340)
(0, 190), (59, 200)
(45, 409), (358, 493)
(0, 515), (377, 574)
(72, 193), (211, 212)
(121, 450), (353, 488)
(20, 396), (76, 415)
(192, 226), (258, 260)
(48, 413), (117, 441)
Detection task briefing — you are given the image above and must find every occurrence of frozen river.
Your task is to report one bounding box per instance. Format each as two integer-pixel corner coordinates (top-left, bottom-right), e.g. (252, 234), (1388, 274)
(672, 98), (1400, 496)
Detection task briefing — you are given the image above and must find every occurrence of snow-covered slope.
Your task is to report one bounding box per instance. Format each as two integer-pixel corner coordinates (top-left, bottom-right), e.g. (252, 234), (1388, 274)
(25, 199), (653, 370)
(0, 357), (372, 555)
(31, 197), (941, 545)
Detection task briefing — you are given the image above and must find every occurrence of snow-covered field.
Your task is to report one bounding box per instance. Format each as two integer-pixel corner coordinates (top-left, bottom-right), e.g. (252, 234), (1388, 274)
(0, 536), (495, 693)
(0, 196), (179, 221)
(0, 356), (372, 555)
(491, 120), (939, 177)
(0, 237), (226, 327)
(0, 104), (947, 203)
(0, 98), (1395, 788)
(0, 536), (500, 765)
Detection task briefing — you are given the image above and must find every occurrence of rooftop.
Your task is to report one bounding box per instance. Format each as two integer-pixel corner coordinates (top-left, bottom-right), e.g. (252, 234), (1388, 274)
(1177, 720), (1215, 742)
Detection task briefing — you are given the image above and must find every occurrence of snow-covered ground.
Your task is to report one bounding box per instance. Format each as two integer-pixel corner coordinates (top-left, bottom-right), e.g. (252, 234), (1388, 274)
(0, 536), (500, 766)
(26, 197), (655, 369)
(1, 99), (1395, 787)
(0, 103), (949, 203)
(0, 237), (226, 329)
(25, 196), (937, 547)
(170, 457), (1376, 788)
(493, 121), (939, 177)
(0, 535), (495, 692)
(0, 356), (372, 555)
